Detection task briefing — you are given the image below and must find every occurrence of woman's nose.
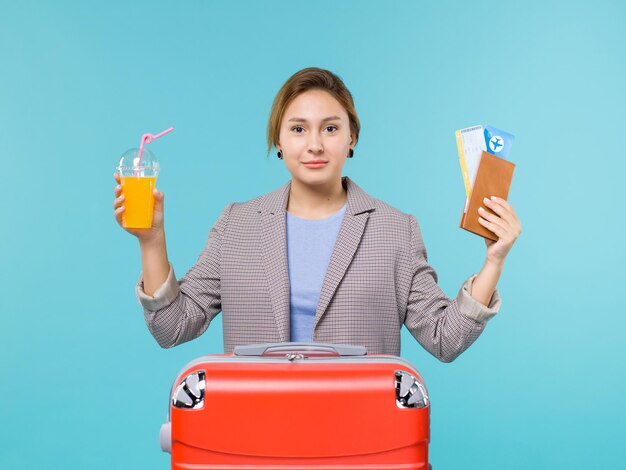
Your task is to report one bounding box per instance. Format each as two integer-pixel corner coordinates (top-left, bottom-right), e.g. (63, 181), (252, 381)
(307, 135), (324, 153)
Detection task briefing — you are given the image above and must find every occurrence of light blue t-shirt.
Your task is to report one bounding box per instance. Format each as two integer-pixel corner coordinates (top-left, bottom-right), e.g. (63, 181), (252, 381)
(286, 203), (347, 342)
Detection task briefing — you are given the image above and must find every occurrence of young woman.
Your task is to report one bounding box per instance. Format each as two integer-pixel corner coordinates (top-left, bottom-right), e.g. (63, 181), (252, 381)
(112, 67), (521, 361)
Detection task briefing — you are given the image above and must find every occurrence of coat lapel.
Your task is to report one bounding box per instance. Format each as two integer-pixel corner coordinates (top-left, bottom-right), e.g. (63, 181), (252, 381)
(259, 182), (292, 342)
(313, 177), (375, 330)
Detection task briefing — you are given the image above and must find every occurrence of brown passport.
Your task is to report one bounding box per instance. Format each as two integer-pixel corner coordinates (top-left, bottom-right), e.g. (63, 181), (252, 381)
(460, 151), (516, 241)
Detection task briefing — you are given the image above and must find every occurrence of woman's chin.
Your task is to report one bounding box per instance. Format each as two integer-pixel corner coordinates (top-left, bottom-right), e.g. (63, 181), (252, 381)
(294, 171), (338, 187)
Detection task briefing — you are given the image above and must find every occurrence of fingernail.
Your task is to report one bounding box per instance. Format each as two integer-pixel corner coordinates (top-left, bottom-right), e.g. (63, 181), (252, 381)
(483, 197), (490, 203)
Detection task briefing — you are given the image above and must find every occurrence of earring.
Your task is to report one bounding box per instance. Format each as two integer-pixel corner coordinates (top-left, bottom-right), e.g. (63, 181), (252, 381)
(347, 148), (354, 158)
(277, 150), (283, 159)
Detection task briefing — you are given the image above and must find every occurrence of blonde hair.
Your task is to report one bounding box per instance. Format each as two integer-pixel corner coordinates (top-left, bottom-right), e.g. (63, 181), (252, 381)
(266, 67), (360, 155)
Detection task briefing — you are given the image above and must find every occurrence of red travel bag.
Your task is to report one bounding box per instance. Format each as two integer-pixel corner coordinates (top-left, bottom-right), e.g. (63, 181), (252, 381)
(159, 342), (431, 469)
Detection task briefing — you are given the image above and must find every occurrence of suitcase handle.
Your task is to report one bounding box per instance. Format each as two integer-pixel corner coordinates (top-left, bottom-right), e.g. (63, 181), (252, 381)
(233, 342), (367, 358)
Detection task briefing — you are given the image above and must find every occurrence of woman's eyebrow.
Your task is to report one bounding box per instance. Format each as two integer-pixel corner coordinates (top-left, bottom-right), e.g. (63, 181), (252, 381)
(287, 115), (342, 123)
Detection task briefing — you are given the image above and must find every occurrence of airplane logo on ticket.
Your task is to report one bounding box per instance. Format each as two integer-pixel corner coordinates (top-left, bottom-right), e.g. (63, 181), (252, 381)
(488, 136), (504, 153)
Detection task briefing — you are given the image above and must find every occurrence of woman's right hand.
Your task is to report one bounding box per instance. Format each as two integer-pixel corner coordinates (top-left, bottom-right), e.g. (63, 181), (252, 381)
(113, 173), (165, 243)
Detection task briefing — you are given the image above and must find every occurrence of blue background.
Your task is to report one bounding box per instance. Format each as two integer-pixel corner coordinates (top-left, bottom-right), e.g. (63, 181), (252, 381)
(1, 1), (625, 468)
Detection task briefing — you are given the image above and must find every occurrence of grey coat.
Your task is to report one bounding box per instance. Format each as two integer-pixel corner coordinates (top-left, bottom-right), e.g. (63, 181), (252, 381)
(136, 177), (501, 361)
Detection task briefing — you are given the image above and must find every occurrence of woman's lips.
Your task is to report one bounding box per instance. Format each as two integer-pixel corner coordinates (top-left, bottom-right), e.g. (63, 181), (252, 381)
(302, 161), (328, 169)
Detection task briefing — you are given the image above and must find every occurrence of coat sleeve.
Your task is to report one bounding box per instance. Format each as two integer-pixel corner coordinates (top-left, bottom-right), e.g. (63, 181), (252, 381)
(135, 203), (234, 348)
(403, 215), (501, 362)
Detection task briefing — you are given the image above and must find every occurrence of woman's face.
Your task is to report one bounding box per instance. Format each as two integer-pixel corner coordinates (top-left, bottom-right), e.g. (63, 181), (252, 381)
(277, 89), (355, 188)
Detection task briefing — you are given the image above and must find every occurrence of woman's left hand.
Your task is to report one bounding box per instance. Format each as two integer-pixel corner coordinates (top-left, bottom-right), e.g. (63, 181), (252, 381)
(477, 197), (522, 265)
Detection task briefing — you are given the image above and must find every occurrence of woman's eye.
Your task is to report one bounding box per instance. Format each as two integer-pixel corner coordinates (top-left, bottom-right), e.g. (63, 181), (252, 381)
(292, 126), (304, 133)
(325, 125), (338, 132)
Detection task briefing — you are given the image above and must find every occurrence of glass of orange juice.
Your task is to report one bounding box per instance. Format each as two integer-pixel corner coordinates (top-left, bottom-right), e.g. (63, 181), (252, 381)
(117, 148), (160, 229)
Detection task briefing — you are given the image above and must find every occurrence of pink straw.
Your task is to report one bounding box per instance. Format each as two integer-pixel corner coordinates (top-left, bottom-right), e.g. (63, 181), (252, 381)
(137, 127), (174, 163)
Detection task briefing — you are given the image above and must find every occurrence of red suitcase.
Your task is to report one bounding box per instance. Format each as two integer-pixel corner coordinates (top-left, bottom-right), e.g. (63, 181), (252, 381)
(160, 343), (431, 469)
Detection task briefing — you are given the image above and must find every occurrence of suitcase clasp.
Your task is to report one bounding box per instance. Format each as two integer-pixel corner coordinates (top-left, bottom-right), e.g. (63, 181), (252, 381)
(395, 370), (430, 409)
(286, 353), (305, 361)
(172, 370), (206, 409)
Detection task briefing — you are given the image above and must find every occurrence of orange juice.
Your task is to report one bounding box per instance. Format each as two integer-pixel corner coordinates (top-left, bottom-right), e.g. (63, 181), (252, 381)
(120, 176), (157, 228)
